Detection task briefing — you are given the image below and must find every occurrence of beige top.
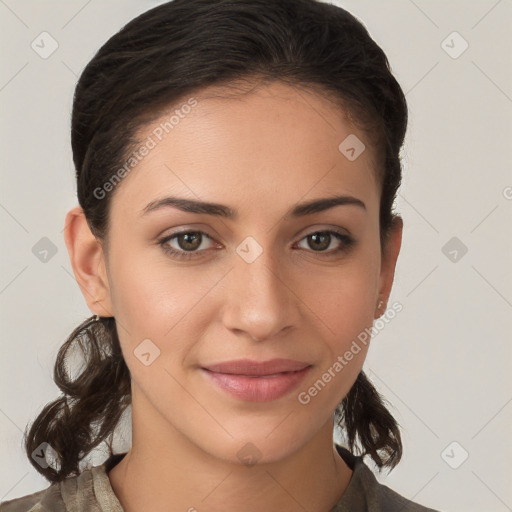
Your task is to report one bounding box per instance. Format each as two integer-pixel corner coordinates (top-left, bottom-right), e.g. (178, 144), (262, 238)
(0, 445), (440, 511)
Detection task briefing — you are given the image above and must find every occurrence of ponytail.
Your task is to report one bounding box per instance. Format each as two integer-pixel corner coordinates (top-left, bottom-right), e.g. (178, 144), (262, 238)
(337, 370), (403, 471)
(23, 316), (131, 482)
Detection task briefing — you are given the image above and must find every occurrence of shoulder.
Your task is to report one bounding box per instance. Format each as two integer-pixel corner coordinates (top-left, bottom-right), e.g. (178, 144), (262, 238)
(352, 467), (440, 512)
(0, 485), (56, 512)
(0, 455), (126, 512)
(0, 453), (126, 512)
(0, 463), (96, 512)
(334, 445), (441, 512)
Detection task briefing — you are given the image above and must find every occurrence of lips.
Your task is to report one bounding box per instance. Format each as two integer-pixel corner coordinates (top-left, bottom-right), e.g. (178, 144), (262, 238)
(201, 358), (312, 402)
(203, 358), (310, 376)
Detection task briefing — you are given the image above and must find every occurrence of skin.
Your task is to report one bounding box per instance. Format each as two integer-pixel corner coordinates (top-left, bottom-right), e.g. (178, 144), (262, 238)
(64, 80), (402, 512)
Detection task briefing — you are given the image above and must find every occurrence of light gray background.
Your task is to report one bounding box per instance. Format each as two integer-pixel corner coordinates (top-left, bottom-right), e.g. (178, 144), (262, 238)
(1, 1), (511, 511)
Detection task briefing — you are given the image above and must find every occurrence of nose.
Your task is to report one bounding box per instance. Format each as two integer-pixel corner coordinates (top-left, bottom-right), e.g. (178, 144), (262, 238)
(221, 247), (301, 343)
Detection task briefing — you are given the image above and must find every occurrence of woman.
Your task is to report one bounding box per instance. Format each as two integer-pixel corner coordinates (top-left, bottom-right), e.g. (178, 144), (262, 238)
(1, 0), (440, 510)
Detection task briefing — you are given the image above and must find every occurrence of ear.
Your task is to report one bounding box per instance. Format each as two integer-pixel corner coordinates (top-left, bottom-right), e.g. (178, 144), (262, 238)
(375, 215), (403, 318)
(63, 206), (114, 317)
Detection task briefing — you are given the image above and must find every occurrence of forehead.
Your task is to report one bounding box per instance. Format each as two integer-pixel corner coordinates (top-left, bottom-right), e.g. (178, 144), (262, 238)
(109, 80), (379, 221)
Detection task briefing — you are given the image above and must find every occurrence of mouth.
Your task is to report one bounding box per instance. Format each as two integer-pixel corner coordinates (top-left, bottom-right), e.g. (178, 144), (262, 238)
(201, 358), (312, 402)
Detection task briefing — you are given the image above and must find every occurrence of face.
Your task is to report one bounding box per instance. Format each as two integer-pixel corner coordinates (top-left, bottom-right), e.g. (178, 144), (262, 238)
(80, 80), (401, 464)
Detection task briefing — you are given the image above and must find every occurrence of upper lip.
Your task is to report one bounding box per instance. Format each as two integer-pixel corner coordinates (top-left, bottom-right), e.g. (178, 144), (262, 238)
(202, 358), (311, 376)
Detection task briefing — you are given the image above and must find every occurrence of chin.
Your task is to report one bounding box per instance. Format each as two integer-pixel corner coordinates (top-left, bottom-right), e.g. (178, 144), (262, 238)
(197, 427), (313, 467)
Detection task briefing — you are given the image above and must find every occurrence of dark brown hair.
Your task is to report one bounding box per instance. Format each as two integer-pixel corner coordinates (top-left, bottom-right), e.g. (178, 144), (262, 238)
(24, 0), (407, 482)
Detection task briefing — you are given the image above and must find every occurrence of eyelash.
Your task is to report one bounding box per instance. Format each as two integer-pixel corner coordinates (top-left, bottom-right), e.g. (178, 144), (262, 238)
(157, 229), (355, 260)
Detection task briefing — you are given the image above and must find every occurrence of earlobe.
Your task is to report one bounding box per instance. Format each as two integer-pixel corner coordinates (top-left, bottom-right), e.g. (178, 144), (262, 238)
(63, 206), (113, 317)
(375, 216), (403, 317)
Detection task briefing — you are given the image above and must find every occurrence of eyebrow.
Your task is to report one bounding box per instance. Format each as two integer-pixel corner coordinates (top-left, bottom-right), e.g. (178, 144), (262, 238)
(140, 194), (366, 219)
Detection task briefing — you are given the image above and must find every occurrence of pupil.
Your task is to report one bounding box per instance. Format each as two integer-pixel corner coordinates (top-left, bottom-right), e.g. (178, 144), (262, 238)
(310, 232), (329, 251)
(180, 232), (200, 251)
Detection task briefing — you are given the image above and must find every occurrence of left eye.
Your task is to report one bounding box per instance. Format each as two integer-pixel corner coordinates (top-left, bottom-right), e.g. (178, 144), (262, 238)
(161, 231), (214, 255)
(296, 230), (353, 253)
(158, 229), (354, 260)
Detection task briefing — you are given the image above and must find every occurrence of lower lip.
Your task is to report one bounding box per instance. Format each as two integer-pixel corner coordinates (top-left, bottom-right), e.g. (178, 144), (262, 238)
(201, 366), (311, 402)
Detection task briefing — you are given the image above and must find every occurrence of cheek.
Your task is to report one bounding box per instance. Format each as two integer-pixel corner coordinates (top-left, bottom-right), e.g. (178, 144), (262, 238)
(298, 275), (376, 414)
(311, 256), (380, 341)
(108, 240), (187, 328)
(321, 282), (377, 353)
(107, 250), (216, 364)
(303, 253), (379, 402)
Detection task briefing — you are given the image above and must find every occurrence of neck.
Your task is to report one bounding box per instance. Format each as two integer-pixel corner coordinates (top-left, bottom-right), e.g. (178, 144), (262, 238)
(108, 391), (353, 512)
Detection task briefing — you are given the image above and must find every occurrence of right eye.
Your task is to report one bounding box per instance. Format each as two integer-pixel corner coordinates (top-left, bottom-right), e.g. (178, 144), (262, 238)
(158, 230), (218, 260)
